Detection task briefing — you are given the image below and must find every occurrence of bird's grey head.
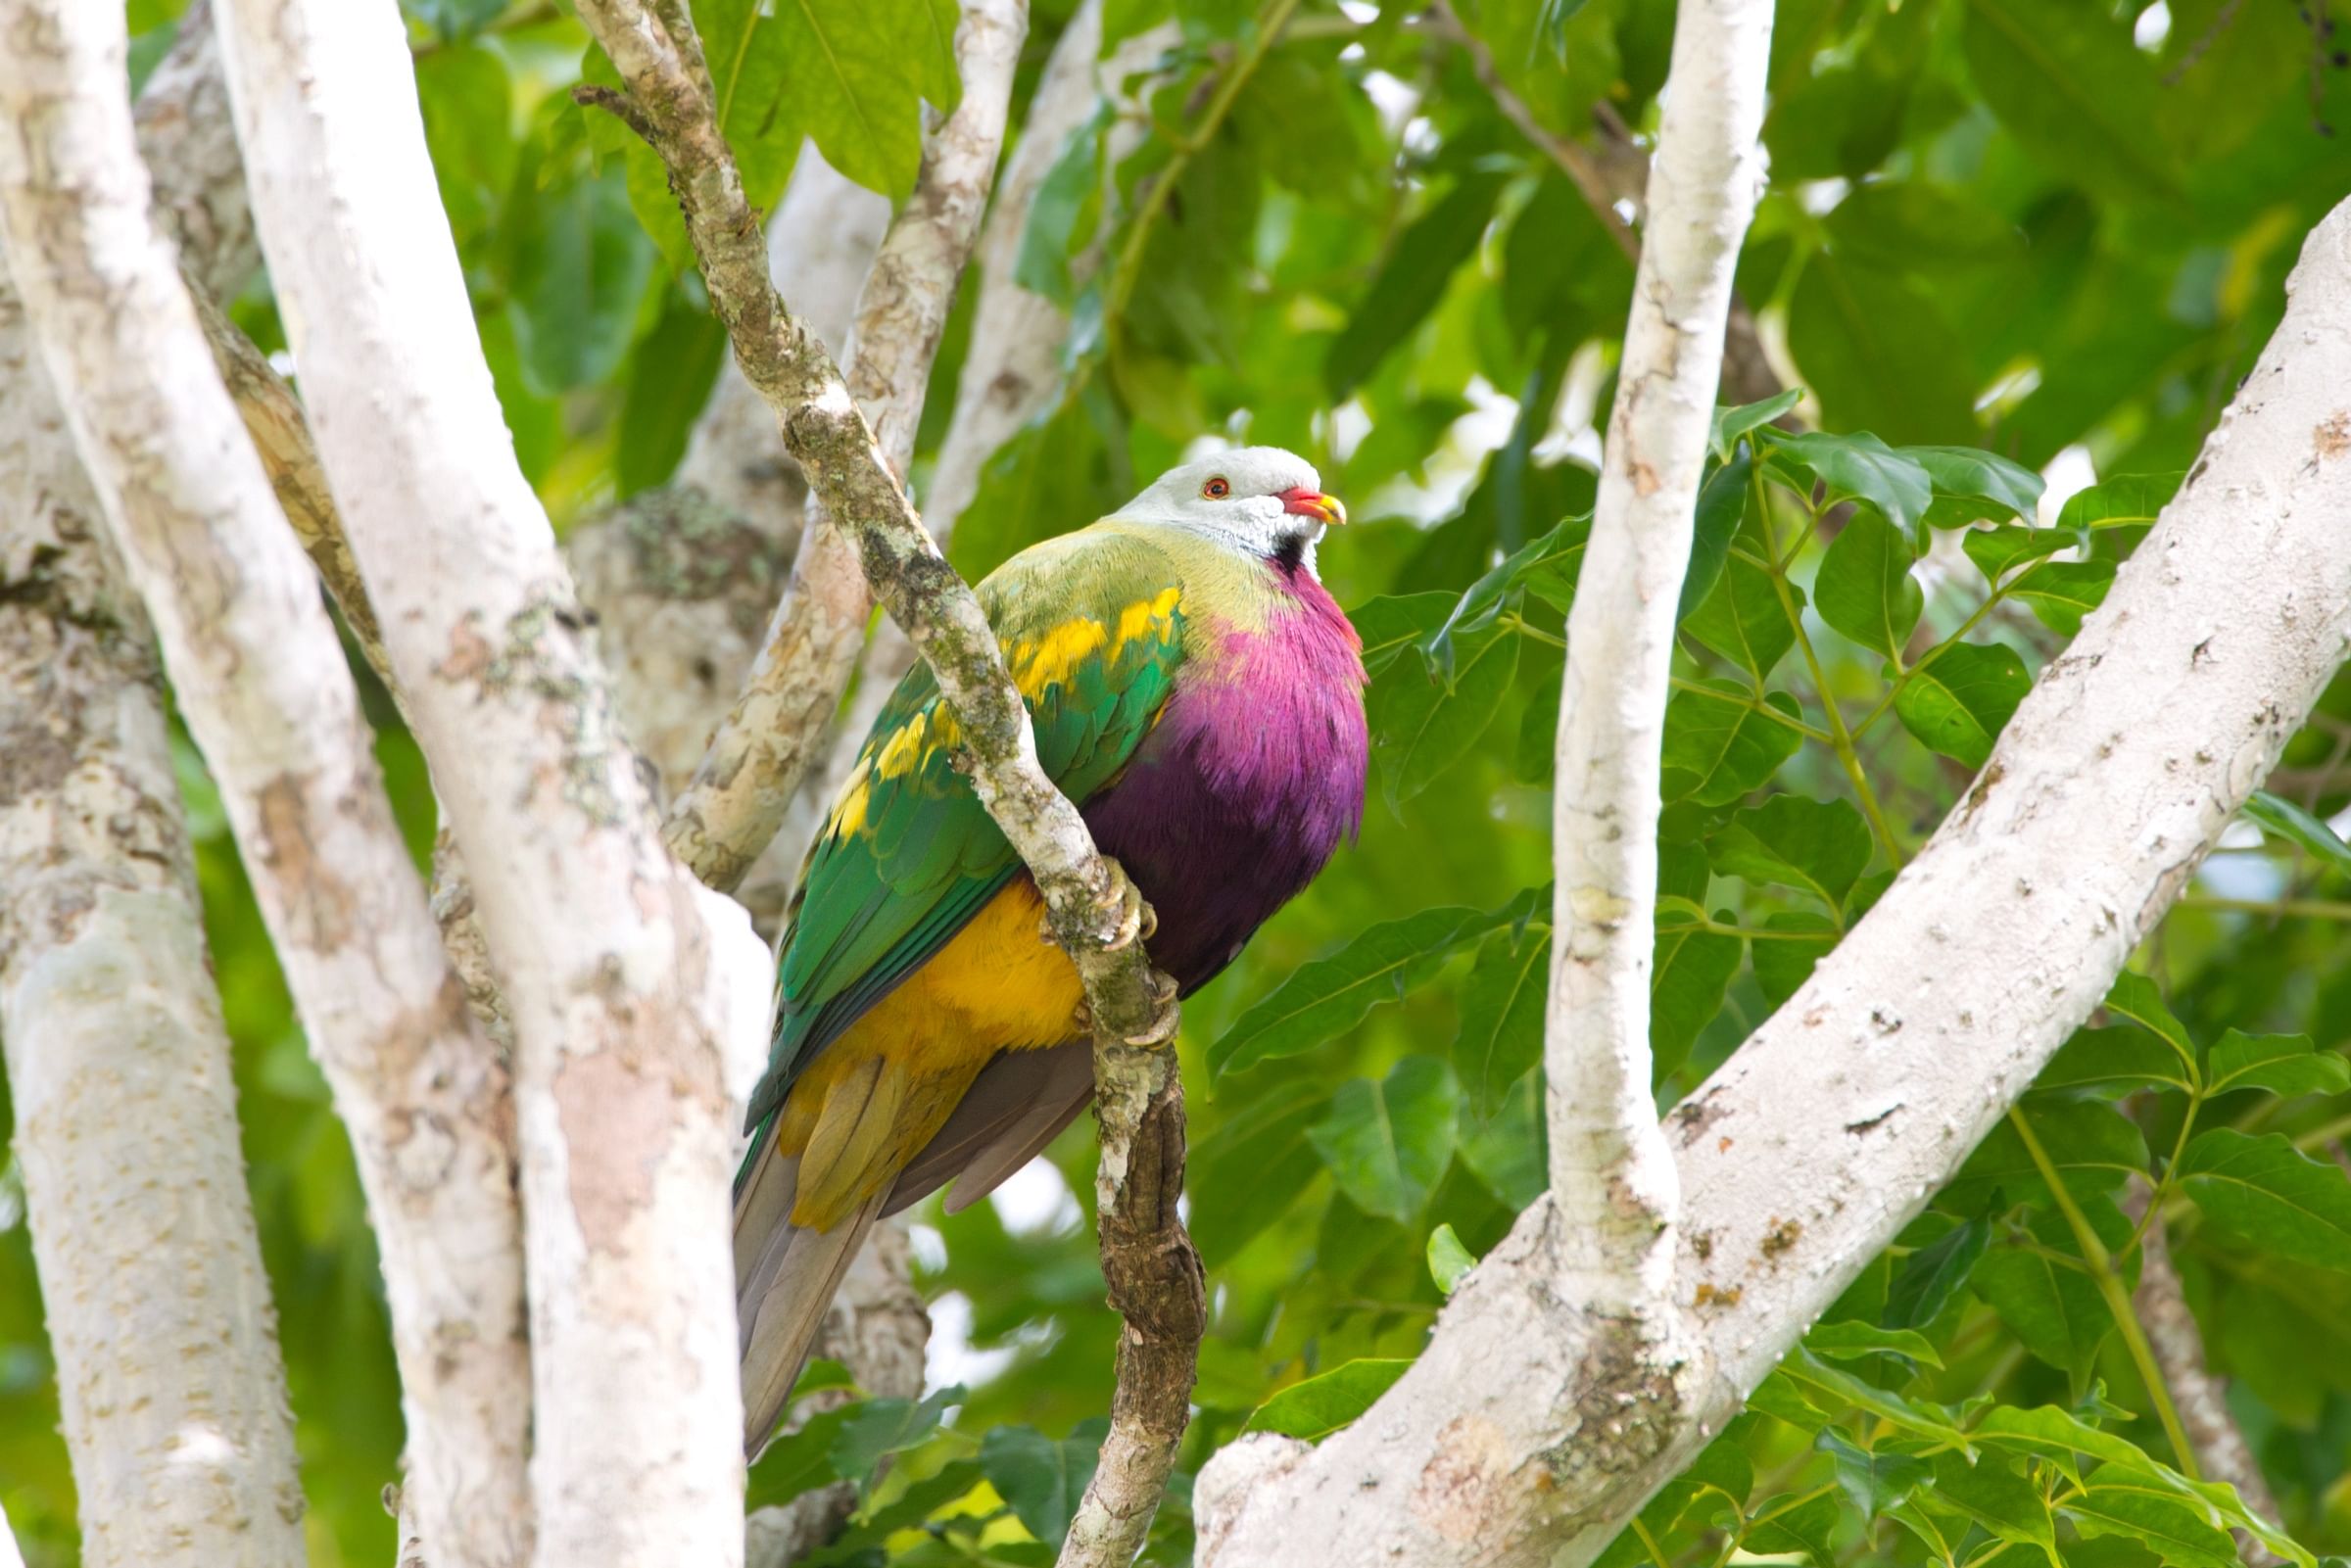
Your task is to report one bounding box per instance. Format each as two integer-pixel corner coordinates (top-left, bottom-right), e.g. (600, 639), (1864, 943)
(1108, 446), (1348, 575)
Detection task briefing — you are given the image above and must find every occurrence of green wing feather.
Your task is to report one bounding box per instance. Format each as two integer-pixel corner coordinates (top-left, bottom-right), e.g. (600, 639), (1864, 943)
(745, 525), (1191, 1133)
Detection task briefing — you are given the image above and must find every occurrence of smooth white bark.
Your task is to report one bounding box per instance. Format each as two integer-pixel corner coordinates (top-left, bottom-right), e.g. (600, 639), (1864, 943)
(212, 3), (771, 1564)
(1198, 195), (2351, 1568)
(1548, 0), (1772, 1305)
(0, 4), (533, 1561)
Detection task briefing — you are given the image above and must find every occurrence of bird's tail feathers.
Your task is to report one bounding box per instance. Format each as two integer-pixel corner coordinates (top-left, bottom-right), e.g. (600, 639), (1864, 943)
(735, 1140), (885, 1458)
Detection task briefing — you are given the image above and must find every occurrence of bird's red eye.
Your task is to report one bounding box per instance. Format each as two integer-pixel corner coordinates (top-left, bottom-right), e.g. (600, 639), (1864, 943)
(1202, 476), (1230, 499)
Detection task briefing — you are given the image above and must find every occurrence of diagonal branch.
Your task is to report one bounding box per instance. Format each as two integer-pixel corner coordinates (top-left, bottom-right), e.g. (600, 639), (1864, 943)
(212, 3), (774, 1564)
(631, 0), (1026, 897)
(0, 5), (535, 1562)
(1548, 0), (1773, 1308)
(568, 1), (1201, 1554)
(1195, 188), (2351, 1568)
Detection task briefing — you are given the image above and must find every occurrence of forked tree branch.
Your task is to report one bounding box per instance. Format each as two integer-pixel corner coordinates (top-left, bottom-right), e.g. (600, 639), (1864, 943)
(1195, 190), (2351, 1568)
(1547, 0), (1772, 1307)
(0, 4), (534, 1561)
(213, 4), (773, 1564)
(646, 0), (1026, 896)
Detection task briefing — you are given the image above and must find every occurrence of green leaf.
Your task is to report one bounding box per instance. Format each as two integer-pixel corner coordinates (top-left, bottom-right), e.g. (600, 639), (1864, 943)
(2064, 1470), (2237, 1568)
(1947, 1101), (2148, 1209)
(1893, 642), (2030, 770)
(1818, 1431), (1931, 1517)
(1777, 1349), (1972, 1449)
(1708, 795), (1874, 912)
(1973, 1403), (2152, 1484)
(1243, 1358), (1415, 1442)
(1211, 906), (1491, 1077)
(2206, 1029), (2351, 1099)
(1784, 255), (1979, 446)
(1903, 446), (2045, 525)
(2177, 1128), (2351, 1272)
(1973, 1202), (2129, 1376)
(2241, 789), (2351, 879)
(1682, 553), (1798, 683)
(1815, 509), (1924, 661)
(980, 1423), (1104, 1549)
(1806, 1319), (1945, 1369)
(1326, 171), (1509, 397)
(1371, 622), (1521, 809)
(1961, 0), (2183, 204)
(1744, 1489), (1840, 1566)
(1421, 514), (1589, 676)
(2008, 560), (2117, 638)
(2101, 974), (2197, 1077)
(1427, 1223), (1477, 1296)
(1764, 430), (1937, 536)
(2055, 473), (2184, 533)
(1661, 684), (1805, 806)
(1711, 389), (1802, 461)
(1679, 450), (1751, 619)
(1188, 1079), (1328, 1265)
(1353, 593), (1460, 677)
(1460, 1069), (1547, 1210)
(768, 0), (960, 200)
(745, 1403), (853, 1508)
(1651, 920), (1742, 1079)
(1307, 1057), (1462, 1223)
(1931, 1450), (2057, 1551)
(1751, 912), (1841, 1008)
(504, 159), (655, 397)
(1012, 103), (1110, 309)
(829, 1383), (964, 1488)
(1885, 1213), (1990, 1329)
(2039, 1025), (2193, 1096)
(1454, 925), (1550, 1120)
(1963, 524), (2079, 584)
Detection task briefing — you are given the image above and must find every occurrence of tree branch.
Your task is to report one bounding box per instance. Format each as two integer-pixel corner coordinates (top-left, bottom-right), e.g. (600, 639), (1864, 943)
(1548, 0), (1770, 1307)
(1193, 139), (2351, 1568)
(642, 0), (1028, 896)
(0, 4), (535, 1560)
(568, 1), (1201, 1552)
(212, 4), (773, 1563)
(0, 14), (308, 1565)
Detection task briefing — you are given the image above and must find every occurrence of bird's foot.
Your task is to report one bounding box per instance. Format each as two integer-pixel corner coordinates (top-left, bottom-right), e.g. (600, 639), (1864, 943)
(1100, 856), (1158, 951)
(1125, 970), (1181, 1047)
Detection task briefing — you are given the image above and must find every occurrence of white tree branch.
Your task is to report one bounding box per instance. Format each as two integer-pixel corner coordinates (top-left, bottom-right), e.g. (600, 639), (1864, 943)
(212, 3), (772, 1563)
(1548, 0), (1772, 1307)
(657, 0), (1028, 895)
(1197, 190), (2351, 1568)
(0, 4), (534, 1562)
(0, 15), (307, 1567)
(131, 0), (255, 302)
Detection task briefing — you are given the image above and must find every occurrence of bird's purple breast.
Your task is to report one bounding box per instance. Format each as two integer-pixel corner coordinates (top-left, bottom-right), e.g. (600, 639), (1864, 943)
(1083, 565), (1368, 991)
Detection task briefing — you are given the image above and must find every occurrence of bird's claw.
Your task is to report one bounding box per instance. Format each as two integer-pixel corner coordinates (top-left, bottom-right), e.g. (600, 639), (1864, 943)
(1124, 971), (1181, 1048)
(1102, 857), (1157, 951)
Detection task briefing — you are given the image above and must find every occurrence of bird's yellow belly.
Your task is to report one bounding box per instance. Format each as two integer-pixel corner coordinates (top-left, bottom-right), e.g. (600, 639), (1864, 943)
(771, 877), (1083, 1229)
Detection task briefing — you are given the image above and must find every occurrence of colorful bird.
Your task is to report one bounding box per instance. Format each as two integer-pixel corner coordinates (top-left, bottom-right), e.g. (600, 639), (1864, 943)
(735, 447), (1368, 1451)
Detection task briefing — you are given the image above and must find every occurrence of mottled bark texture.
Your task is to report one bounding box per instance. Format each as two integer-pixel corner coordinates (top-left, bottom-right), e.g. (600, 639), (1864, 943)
(0, 8), (307, 1565)
(652, 0), (1026, 897)
(1548, 0), (1772, 1308)
(0, 3), (534, 1561)
(213, 3), (772, 1564)
(1197, 191), (2351, 1568)
(0, 258), (307, 1568)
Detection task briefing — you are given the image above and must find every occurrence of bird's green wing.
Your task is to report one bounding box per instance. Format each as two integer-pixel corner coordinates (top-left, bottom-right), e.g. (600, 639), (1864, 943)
(747, 525), (1189, 1129)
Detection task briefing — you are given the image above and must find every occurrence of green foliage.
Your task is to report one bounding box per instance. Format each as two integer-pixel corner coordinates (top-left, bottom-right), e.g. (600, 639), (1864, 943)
(17, 3), (2351, 1564)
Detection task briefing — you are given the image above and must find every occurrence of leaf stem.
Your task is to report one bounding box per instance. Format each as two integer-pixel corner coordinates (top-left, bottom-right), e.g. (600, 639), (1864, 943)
(1751, 464), (1905, 867)
(1663, 673), (1832, 743)
(2004, 1108), (2202, 1481)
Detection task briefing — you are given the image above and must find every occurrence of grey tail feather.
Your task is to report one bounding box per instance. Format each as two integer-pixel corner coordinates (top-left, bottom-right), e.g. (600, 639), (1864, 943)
(735, 1136), (885, 1459)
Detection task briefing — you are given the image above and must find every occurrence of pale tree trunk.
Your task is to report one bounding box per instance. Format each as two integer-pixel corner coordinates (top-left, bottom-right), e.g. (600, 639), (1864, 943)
(1193, 190), (2351, 1568)
(212, 4), (773, 1566)
(0, 3), (533, 1563)
(0, 10), (306, 1567)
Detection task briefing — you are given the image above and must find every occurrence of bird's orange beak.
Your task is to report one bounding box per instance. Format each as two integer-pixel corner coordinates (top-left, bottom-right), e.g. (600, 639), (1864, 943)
(1280, 487), (1348, 527)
